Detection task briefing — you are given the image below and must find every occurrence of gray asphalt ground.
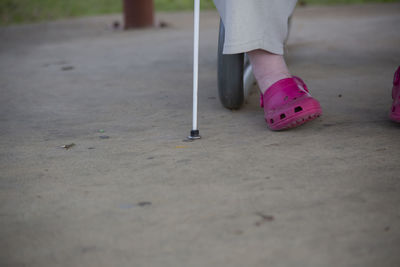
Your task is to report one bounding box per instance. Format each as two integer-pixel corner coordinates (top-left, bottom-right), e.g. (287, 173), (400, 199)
(1, 3), (400, 267)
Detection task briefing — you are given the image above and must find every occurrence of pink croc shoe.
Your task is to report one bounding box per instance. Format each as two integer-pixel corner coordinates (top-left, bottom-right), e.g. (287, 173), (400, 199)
(390, 66), (400, 123)
(260, 76), (322, 130)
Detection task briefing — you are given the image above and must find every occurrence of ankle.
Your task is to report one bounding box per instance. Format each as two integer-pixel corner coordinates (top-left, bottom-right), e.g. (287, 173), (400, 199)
(257, 72), (292, 94)
(247, 49), (292, 94)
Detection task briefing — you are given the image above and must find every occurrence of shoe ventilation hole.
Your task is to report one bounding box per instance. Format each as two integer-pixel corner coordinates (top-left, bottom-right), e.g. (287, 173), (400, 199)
(280, 114), (286, 119)
(393, 106), (396, 112)
(270, 119), (274, 124)
(294, 106), (303, 113)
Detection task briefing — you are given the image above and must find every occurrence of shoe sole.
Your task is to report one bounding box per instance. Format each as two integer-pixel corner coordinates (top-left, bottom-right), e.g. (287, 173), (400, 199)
(267, 107), (322, 131)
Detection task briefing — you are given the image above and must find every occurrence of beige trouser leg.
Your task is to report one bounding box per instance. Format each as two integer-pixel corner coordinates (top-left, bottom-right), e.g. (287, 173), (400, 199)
(213, 0), (297, 55)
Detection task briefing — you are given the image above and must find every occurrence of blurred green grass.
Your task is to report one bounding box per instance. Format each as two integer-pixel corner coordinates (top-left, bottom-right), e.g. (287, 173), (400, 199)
(0, 0), (399, 25)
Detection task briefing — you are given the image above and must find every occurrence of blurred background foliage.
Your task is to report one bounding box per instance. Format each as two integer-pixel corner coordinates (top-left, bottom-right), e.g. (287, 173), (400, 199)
(0, 0), (399, 26)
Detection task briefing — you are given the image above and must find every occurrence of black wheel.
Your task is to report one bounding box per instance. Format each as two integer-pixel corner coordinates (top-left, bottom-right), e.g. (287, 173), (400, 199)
(217, 19), (244, 110)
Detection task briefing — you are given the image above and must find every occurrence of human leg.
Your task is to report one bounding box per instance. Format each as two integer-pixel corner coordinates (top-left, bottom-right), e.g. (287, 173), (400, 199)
(213, 0), (322, 130)
(247, 49), (291, 94)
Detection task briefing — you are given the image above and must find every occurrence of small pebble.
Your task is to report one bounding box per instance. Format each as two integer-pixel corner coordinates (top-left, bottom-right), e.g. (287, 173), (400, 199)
(61, 143), (75, 149)
(159, 21), (169, 28)
(255, 212), (274, 226)
(138, 201), (152, 207)
(113, 21), (120, 29)
(61, 66), (74, 71)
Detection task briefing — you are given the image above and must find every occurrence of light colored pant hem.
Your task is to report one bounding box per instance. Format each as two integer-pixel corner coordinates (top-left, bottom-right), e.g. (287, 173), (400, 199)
(223, 39), (284, 55)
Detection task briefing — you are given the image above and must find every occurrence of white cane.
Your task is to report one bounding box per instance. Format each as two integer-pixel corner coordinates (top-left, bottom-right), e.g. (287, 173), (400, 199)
(188, 0), (201, 140)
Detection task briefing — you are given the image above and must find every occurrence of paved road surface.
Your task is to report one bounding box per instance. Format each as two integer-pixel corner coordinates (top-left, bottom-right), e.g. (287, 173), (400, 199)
(1, 4), (399, 267)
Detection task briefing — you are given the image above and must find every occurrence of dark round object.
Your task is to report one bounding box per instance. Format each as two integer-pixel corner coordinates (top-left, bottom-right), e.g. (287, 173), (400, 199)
(217, 19), (244, 110)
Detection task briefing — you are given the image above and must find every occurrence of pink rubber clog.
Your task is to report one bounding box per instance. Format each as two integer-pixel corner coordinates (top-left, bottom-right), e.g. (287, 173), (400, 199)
(390, 66), (400, 123)
(260, 76), (322, 130)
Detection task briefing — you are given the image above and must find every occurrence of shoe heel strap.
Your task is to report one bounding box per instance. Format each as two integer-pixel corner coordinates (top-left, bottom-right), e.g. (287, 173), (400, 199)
(394, 66), (400, 86)
(292, 76), (309, 92)
(260, 93), (264, 108)
(393, 66), (400, 99)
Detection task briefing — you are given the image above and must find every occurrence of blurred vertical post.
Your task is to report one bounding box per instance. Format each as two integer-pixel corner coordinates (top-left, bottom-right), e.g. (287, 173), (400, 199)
(123, 0), (154, 29)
